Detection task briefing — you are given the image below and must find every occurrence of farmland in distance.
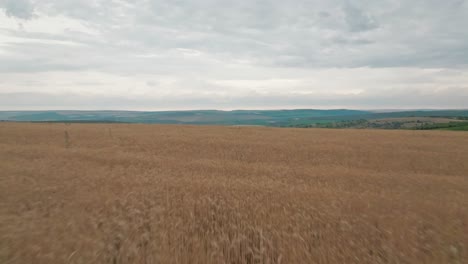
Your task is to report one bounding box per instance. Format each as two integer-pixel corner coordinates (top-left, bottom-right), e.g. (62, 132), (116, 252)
(1, 123), (467, 263)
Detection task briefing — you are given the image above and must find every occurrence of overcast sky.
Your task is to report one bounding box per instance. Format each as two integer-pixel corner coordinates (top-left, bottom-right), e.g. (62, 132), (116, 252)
(0, 0), (467, 110)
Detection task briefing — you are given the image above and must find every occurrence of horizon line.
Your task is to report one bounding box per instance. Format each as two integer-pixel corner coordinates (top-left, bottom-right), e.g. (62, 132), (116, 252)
(1, 108), (468, 112)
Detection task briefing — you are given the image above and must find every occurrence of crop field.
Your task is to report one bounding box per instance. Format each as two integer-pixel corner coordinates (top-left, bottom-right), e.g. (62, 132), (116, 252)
(1, 122), (467, 263)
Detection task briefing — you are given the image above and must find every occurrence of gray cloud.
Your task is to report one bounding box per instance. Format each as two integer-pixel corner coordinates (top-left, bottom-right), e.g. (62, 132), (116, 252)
(0, 0), (467, 109)
(0, 0), (34, 19)
(343, 3), (378, 32)
(2, 0), (468, 70)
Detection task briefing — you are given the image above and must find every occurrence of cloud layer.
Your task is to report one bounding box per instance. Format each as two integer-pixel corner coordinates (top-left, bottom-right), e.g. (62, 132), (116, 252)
(1, 0), (467, 109)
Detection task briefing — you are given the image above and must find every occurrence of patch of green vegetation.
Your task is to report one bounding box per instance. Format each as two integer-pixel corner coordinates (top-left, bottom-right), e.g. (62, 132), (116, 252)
(413, 122), (468, 131)
(435, 124), (468, 131)
(287, 119), (468, 131)
(286, 119), (410, 129)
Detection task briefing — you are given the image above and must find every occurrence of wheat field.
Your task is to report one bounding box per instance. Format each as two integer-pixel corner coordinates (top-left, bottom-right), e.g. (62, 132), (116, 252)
(0, 122), (467, 263)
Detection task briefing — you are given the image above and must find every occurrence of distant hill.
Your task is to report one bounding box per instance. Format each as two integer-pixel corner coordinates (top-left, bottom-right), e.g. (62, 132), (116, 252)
(0, 109), (370, 125)
(1, 109), (468, 127)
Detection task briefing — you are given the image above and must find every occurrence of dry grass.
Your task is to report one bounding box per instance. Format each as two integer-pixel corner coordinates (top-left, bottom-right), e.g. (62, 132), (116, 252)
(1, 122), (467, 264)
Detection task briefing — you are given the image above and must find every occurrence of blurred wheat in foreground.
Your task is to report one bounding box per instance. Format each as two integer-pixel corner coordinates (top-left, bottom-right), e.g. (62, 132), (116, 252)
(0, 123), (467, 264)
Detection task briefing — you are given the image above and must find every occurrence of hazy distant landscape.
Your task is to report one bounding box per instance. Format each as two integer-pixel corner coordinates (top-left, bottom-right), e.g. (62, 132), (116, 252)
(2, 109), (468, 130)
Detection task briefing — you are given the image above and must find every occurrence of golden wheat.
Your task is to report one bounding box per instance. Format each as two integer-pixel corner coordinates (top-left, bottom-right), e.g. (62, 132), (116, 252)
(0, 123), (467, 263)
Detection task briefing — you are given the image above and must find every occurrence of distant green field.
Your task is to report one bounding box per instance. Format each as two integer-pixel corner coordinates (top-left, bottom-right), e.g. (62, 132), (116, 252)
(438, 125), (468, 131)
(414, 122), (468, 131)
(285, 118), (468, 131)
